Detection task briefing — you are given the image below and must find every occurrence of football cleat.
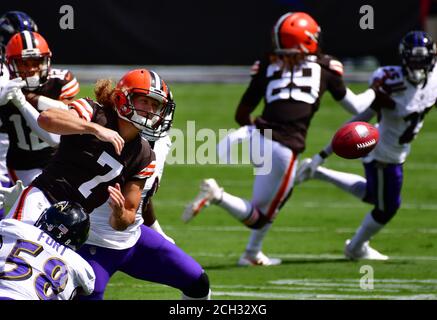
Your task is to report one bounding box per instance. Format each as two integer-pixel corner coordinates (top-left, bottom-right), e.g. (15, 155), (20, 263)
(181, 178), (223, 223)
(238, 251), (282, 266)
(344, 239), (389, 261)
(294, 158), (313, 185)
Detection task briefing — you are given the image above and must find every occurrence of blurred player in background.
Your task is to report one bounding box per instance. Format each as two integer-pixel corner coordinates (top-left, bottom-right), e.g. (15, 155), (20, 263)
(296, 31), (437, 260)
(0, 201), (95, 300)
(0, 11), (39, 218)
(182, 12), (377, 266)
(0, 30), (79, 187)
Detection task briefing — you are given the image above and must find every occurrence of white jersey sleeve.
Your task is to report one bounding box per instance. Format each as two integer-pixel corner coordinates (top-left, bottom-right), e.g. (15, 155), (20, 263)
(0, 219), (95, 300)
(364, 66), (437, 164)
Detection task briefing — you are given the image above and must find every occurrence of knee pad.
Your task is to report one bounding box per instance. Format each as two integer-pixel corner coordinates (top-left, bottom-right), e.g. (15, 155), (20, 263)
(248, 213), (271, 229)
(182, 272), (210, 299)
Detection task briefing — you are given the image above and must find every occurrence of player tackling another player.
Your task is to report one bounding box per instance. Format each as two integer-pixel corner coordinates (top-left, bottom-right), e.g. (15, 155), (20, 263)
(296, 30), (437, 260)
(182, 12), (379, 266)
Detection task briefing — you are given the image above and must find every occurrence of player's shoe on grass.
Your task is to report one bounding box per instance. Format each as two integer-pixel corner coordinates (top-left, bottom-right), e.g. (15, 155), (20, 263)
(294, 158), (313, 185)
(181, 178), (223, 223)
(238, 251), (282, 266)
(344, 239), (389, 261)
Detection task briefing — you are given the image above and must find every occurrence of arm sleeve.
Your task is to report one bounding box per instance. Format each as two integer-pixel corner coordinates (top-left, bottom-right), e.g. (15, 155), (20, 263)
(18, 101), (60, 147)
(338, 87), (376, 115)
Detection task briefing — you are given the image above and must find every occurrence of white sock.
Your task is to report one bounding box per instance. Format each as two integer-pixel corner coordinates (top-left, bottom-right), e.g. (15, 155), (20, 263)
(348, 212), (384, 251)
(216, 191), (252, 221)
(314, 166), (367, 199)
(245, 223), (273, 255)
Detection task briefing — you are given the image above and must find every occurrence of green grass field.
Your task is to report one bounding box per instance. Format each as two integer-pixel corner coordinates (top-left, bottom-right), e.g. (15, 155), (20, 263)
(79, 82), (437, 300)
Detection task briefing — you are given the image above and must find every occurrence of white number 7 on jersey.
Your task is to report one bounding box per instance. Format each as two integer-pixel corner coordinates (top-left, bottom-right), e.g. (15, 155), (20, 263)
(78, 151), (123, 198)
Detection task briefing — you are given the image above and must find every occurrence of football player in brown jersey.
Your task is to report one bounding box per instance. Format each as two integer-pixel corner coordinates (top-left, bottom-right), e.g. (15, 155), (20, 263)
(1, 31), (79, 186)
(5, 69), (210, 300)
(183, 12), (379, 266)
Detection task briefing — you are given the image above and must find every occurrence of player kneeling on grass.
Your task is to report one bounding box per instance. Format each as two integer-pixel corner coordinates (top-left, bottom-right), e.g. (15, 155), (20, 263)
(182, 12), (378, 266)
(0, 201), (95, 300)
(295, 31), (437, 261)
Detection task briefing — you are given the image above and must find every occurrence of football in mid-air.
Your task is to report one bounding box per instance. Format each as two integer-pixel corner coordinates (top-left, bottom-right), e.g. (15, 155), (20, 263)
(331, 121), (379, 159)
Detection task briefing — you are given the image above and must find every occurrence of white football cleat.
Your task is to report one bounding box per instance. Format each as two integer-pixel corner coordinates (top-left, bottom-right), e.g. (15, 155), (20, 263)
(344, 239), (389, 261)
(294, 158), (313, 185)
(238, 251), (282, 266)
(181, 178), (223, 223)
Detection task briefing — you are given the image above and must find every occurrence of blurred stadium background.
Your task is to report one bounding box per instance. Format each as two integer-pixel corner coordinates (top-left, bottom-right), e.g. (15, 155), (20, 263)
(2, 0), (437, 299)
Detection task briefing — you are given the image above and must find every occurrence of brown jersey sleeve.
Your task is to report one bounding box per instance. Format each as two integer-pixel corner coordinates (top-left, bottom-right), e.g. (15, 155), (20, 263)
(130, 139), (156, 182)
(68, 98), (95, 122)
(58, 70), (80, 100)
(318, 54), (347, 101)
(236, 58), (268, 125)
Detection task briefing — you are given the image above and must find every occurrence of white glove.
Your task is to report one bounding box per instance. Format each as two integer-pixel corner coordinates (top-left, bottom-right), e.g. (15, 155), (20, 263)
(150, 220), (176, 244)
(0, 78), (26, 106)
(9, 87), (27, 109)
(0, 180), (26, 208)
(295, 153), (326, 185)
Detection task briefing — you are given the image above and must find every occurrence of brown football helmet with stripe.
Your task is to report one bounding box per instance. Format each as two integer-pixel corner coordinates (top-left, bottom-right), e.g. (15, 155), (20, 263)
(5, 31), (51, 90)
(114, 69), (175, 141)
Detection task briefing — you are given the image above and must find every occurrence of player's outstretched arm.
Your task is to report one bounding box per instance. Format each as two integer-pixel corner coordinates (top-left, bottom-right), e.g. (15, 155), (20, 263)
(38, 108), (125, 155)
(338, 87), (376, 115)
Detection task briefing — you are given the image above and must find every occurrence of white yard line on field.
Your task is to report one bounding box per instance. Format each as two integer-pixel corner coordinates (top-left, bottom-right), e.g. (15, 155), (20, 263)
(189, 251), (437, 262)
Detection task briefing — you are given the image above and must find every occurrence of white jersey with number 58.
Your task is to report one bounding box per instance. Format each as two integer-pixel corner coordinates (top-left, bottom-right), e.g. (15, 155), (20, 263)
(364, 66), (437, 164)
(0, 219), (95, 300)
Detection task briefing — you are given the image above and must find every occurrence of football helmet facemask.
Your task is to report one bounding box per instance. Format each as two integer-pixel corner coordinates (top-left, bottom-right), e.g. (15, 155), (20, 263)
(114, 69), (175, 141)
(35, 201), (90, 251)
(0, 11), (38, 49)
(399, 31), (437, 85)
(6, 31), (51, 90)
(272, 12), (320, 55)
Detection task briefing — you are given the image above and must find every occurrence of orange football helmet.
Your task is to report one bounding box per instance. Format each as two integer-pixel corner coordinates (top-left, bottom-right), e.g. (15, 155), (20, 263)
(272, 12), (320, 54)
(114, 69), (175, 140)
(6, 31), (51, 90)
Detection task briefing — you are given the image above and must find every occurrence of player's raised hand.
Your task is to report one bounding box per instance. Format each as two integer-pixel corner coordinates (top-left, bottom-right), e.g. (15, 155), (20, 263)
(0, 78), (26, 106)
(94, 127), (125, 155)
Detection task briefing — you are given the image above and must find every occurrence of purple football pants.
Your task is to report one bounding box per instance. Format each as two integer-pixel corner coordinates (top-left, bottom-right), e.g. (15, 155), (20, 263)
(77, 224), (204, 300)
(363, 160), (403, 224)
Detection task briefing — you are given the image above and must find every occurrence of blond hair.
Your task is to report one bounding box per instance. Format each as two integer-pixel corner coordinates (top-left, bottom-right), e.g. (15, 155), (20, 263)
(94, 79), (116, 107)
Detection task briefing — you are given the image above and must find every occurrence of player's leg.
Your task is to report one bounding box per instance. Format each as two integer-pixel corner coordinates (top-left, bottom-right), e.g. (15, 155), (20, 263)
(239, 141), (296, 266)
(120, 225), (210, 299)
(77, 245), (125, 300)
(312, 165), (367, 200)
(345, 161), (403, 260)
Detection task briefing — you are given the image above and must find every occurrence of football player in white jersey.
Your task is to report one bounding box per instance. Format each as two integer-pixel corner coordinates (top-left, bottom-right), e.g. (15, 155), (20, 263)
(182, 12), (376, 266)
(0, 201), (95, 300)
(295, 31), (437, 260)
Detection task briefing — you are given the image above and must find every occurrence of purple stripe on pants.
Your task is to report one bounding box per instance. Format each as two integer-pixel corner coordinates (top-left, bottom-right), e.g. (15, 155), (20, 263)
(78, 224), (204, 300)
